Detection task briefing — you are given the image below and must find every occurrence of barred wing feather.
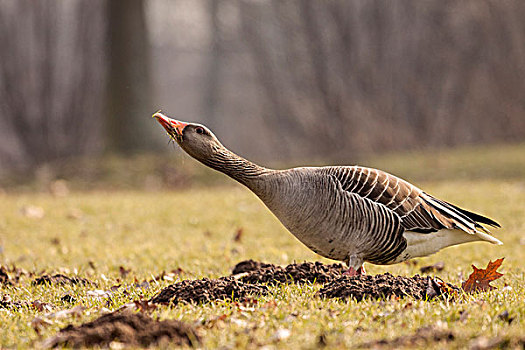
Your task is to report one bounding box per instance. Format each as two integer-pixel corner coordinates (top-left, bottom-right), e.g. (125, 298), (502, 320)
(326, 166), (500, 235)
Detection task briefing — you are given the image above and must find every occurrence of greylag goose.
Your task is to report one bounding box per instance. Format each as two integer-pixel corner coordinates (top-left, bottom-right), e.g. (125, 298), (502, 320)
(153, 112), (502, 275)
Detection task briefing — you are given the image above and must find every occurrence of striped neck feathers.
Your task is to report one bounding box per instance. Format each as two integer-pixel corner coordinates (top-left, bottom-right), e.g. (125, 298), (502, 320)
(199, 147), (270, 187)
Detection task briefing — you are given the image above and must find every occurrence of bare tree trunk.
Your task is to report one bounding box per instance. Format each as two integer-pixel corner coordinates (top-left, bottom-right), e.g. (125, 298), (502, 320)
(106, 0), (156, 153)
(203, 0), (221, 121)
(0, 0), (106, 170)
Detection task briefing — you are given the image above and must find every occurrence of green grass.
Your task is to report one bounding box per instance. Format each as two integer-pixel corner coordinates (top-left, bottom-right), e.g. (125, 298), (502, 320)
(1, 144), (524, 348)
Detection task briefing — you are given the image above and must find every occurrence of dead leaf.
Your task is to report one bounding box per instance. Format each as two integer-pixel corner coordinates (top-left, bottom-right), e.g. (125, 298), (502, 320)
(86, 289), (113, 300)
(272, 328), (291, 342)
(461, 258), (504, 293)
(497, 310), (514, 324)
(119, 266), (131, 278)
(133, 299), (157, 313)
(31, 316), (54, 334)
(49, 180), (69, 197)
(233, 228), (243, 242)
(420, 262), (444, 273)
(32, 300), (54, 312)
(469, 336), (507, 350)
(67, 208), (83, 220)
(45, 305), (85, 320)
(61, 294), (76, 303)
(20, 205), (45, 219)
(110, 284), (121, 292)
(0, 266), (11, 285)
(134, 279), (150, 289)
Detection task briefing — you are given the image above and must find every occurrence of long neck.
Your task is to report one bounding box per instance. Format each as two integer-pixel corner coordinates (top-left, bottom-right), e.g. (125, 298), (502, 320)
(201, 148), (271, 190)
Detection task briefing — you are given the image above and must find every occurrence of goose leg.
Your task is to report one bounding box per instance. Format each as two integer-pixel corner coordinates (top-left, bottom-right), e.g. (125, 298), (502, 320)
(343, 265), (366, 276)
(344, 255), (365, 276)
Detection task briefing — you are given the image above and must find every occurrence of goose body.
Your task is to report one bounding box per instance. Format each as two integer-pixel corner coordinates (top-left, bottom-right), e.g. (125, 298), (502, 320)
(154, 112), (502, 272)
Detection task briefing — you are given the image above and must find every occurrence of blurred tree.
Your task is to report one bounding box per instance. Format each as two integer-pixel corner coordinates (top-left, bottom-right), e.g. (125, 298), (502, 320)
(106, 0), (157, 153)
(0, 0), (106, 170)
(203, 0), (221, 121)
(236, 0), (525, 160)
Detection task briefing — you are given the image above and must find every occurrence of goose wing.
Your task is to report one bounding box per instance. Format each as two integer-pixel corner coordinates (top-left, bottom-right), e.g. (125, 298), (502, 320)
(325, 166), (500, 235)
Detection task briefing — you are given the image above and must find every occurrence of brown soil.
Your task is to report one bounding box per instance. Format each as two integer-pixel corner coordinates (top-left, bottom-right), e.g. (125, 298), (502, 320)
(42, 310), (199, 348)
(358, 326), (455, 348)
(150, 276), (268, 306)
(318, 273), (459, 301)
(32, 274), (94, 286)
(0, 266), (10, 285)
(0, 295), (26, 309)
(231, 259), (346, 285)
(0, 265), (31, 285)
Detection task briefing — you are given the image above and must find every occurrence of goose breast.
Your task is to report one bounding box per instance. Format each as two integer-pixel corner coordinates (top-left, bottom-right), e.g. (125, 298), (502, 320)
(255, 167), (406, 263)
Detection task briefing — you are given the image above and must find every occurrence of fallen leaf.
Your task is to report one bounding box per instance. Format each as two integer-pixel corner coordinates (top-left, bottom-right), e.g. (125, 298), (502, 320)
(133, 299), (157, 313)
(20, 205), (45, 219)
(67, 208), (83, 220)
(469, 336), (507, 350)
(134, 280), (150, 289)
(49, 180), (69, 197)
(32, 300), (54, 312)
(45, 305), (85, 320)
(420, 262), (444, 273)
(233, 228), (244, 242)
(31, 316), (54, 334)
(119, 266), (131, 278)
(497, 310), (514, 324)
(0, 266), (11, 285)
(461, 258), (504, 293)
(272, 328), (291, 342)
(87, 289), (113, 299)
(61, 294), (76, 303)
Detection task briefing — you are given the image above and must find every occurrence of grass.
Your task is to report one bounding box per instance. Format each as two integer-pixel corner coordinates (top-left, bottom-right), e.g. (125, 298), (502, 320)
(1, 143), (524, 348)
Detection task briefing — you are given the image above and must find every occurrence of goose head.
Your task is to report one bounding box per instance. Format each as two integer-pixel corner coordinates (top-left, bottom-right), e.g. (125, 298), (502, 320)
(153, 112), (223, 161)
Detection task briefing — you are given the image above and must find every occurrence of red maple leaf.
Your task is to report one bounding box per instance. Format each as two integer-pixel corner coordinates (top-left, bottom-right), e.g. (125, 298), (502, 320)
(461, 258), (504, 293)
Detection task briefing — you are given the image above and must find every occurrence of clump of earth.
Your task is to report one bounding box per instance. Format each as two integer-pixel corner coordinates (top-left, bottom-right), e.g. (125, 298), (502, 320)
(231, 259), (346, 285)
(32, 274), (94, 286)
(42, 310), (199, 348)
(40, 260), (459, 348)
(151, 260), (455, 306)
(150, 276), (268, 305)
(232, 260), (457, 300)
(318, 273), (459, 301)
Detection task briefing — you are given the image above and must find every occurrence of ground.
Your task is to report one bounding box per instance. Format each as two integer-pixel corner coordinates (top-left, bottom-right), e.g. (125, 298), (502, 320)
(0, 144), (524, 348)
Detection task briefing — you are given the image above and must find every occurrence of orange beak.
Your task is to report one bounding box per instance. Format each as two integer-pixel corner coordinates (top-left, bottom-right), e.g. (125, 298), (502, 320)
(153, 112), (189, 139)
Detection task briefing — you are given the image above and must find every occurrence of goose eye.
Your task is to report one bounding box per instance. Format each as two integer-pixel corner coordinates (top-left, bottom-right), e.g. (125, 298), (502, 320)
(196, 127), (204, 134)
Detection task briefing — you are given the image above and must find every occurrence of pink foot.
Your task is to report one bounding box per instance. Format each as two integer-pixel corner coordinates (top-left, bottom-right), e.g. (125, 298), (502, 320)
(343, 267), (358, 276)
(343, 266), (366, 276)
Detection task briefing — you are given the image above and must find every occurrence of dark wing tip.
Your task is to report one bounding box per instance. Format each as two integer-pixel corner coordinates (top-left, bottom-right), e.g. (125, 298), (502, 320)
(446, 200), (501, 229)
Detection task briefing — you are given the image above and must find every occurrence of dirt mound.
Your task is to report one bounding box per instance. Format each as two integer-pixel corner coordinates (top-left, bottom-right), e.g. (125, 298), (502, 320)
(0, 295), (26, 309)
(232, 260), (346, 285)
(0, 266), (10, 285)
(358, 326), (454, 348)
(150, 277), (268, 305)
(319, 273), (459, 301)
(0, 265), (30, 285)
(32, 274), (94, 286)
(231, 260), (277, 274)
(42, 310), (199, 348)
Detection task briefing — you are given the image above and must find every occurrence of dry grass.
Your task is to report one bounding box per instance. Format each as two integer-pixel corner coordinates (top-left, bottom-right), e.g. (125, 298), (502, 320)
(0, 144), (524, 348)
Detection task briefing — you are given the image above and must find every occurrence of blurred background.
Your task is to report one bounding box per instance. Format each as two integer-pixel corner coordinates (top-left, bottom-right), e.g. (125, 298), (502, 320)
(1, 0), (524, 190)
